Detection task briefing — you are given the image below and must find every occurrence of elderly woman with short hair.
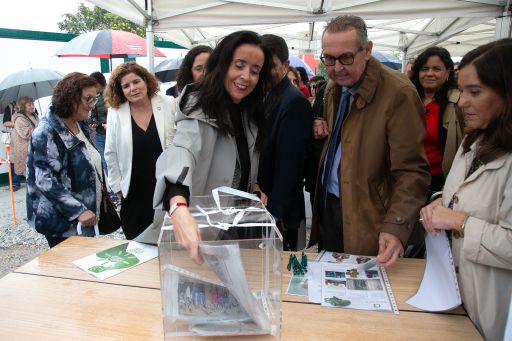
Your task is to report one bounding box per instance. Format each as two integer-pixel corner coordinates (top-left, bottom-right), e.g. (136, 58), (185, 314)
(27, 73), (100, 247)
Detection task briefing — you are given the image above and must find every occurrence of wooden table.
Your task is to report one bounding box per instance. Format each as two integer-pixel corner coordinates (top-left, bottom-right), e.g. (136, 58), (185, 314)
(3, 236), (481, 340)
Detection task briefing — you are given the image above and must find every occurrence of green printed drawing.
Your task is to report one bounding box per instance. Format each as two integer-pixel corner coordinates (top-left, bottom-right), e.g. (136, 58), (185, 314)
(324, 296), (351, 307)
(88, 243), (140, 273)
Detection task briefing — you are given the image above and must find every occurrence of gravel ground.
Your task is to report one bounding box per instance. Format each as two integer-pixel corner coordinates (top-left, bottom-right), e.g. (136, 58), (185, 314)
(0, 184), (125, 278)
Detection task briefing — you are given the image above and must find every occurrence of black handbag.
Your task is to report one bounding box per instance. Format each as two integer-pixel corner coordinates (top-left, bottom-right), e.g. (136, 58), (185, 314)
(96, 169), (121, 235)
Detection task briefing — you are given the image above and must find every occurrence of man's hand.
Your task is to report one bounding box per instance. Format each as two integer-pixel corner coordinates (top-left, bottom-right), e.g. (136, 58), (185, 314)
(312, 118), (328, 140)
(377, 232), (403, 268)
(251, 183), (268, 206)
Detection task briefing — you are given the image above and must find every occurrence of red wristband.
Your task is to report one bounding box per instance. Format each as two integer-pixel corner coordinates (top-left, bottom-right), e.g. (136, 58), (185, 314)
(169, 202), (187, 216)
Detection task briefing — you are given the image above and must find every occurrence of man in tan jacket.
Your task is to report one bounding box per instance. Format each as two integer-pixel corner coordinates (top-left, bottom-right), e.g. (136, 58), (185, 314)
(310, 15), (430, 267)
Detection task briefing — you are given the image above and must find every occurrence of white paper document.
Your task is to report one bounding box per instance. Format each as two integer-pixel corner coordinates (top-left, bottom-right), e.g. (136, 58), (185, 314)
(306, 262), (322, 303)
(406, 231), (461, 311)
(73, 241), (158, 280)
(309, 252), (398, 313)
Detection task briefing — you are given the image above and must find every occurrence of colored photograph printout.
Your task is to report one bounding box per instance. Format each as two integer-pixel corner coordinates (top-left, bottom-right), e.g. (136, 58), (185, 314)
(286, 274), (308, 296)
(321, 262), (393, 312)
(167, 265), (251, 323)
(311, 251), (397, 313)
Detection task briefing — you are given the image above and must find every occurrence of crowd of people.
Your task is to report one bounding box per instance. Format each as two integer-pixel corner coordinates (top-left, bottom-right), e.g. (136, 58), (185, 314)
(1, 14), (511, 340)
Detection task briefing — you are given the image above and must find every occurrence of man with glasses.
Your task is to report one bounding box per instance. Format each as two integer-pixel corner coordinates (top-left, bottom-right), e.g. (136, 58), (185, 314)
(309, 15), (430, 267)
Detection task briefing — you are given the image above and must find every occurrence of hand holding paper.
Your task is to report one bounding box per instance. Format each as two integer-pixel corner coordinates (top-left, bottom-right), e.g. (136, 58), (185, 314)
(377, 232), (403, 267)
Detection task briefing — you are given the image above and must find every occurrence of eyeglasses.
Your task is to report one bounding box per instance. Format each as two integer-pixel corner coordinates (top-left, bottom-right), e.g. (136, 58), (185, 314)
(320, 47), (364, 66)
(83, 95), (98, 106)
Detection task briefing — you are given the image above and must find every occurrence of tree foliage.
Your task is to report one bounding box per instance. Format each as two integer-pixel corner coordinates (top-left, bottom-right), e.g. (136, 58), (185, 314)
(58, 3), (145, 37)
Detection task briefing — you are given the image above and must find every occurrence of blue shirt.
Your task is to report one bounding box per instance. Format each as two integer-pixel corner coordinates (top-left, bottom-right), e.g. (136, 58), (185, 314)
(321, 83), (361, 198)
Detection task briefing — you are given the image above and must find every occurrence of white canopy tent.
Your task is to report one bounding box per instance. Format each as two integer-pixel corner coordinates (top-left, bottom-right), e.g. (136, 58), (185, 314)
(87, 0), (511, 71)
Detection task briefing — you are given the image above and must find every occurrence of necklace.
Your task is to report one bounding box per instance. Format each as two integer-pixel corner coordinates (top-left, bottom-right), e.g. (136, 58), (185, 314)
(64, 120), (80, 135)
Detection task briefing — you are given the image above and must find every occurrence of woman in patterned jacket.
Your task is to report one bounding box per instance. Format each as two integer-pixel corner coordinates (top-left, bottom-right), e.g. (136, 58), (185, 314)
(26, 73), (102, 248)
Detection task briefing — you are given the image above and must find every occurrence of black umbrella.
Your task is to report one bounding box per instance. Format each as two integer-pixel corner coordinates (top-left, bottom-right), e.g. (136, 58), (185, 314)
(154, 58), (183, 82)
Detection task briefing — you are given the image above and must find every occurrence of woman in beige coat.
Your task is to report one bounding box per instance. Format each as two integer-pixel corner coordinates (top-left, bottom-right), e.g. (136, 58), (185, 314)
(12, 96), (39, 176)
(420, 39), (512, 341)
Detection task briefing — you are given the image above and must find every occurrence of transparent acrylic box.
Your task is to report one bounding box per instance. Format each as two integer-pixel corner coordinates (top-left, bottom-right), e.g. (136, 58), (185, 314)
(158, 188), (283, 339)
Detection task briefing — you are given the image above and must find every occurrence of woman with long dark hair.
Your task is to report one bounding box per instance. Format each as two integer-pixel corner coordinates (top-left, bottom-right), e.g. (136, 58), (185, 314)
(154, 31), (273, 263)
(420, 39), (512, 341)
(411, 47), (464, 192)
(166, 45), (213, 97)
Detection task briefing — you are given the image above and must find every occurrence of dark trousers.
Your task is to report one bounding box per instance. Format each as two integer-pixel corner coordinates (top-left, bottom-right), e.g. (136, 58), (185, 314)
(45, 236), (67, 248)
(277, 220), (298, 251)
(9, 163), (20, 187)
(429, 173), (445, 193)
(318, 193), (344, 252)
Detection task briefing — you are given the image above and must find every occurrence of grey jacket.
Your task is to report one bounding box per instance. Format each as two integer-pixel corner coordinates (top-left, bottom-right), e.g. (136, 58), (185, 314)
(153, 92), (259, 208)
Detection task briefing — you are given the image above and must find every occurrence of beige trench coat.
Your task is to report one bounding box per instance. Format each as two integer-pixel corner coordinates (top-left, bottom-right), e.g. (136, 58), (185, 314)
(11, 112), (39, 176)
(441, 89), (464, 177)
(444, 140), (512, 341)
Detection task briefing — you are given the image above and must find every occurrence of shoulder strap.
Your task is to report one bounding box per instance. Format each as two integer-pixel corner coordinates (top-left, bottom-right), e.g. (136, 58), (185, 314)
(17, 113), (37, 129)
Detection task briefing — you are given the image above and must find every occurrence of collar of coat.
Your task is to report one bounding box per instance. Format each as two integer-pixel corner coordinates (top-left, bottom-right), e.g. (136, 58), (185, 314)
(463, 139), (507, 183)
(447, 88), (461, 104)
(47, 112), (90, 150)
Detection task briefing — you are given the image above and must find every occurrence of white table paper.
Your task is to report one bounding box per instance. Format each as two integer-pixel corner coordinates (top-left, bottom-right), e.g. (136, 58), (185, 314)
(406, 231), (461, 311)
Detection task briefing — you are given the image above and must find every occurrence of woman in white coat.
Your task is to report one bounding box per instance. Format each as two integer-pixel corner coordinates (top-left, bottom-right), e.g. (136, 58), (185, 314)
(153, 31), (273, 263)
(420, 39), (512, 341)
(105, 62), (176, 239)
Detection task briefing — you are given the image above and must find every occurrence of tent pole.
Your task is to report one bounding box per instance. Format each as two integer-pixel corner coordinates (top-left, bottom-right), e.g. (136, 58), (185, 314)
(145, 0), (155, 73)
(33, 82), (43, 115)
(495, 0), (511, 39)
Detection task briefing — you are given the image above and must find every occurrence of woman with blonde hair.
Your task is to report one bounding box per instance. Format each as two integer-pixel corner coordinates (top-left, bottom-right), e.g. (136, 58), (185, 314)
(12, 96), (39, 177)
(105, 62), (176, 239)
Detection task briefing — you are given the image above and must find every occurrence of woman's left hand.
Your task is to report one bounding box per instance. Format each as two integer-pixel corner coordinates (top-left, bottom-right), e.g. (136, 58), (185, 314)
(78, 210), (97, 227)
(421, 204), (466, 236)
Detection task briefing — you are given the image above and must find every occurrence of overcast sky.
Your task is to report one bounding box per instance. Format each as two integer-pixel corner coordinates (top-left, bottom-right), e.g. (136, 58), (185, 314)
(0, 0), (182, 94)
(1, 0), (86, 32)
